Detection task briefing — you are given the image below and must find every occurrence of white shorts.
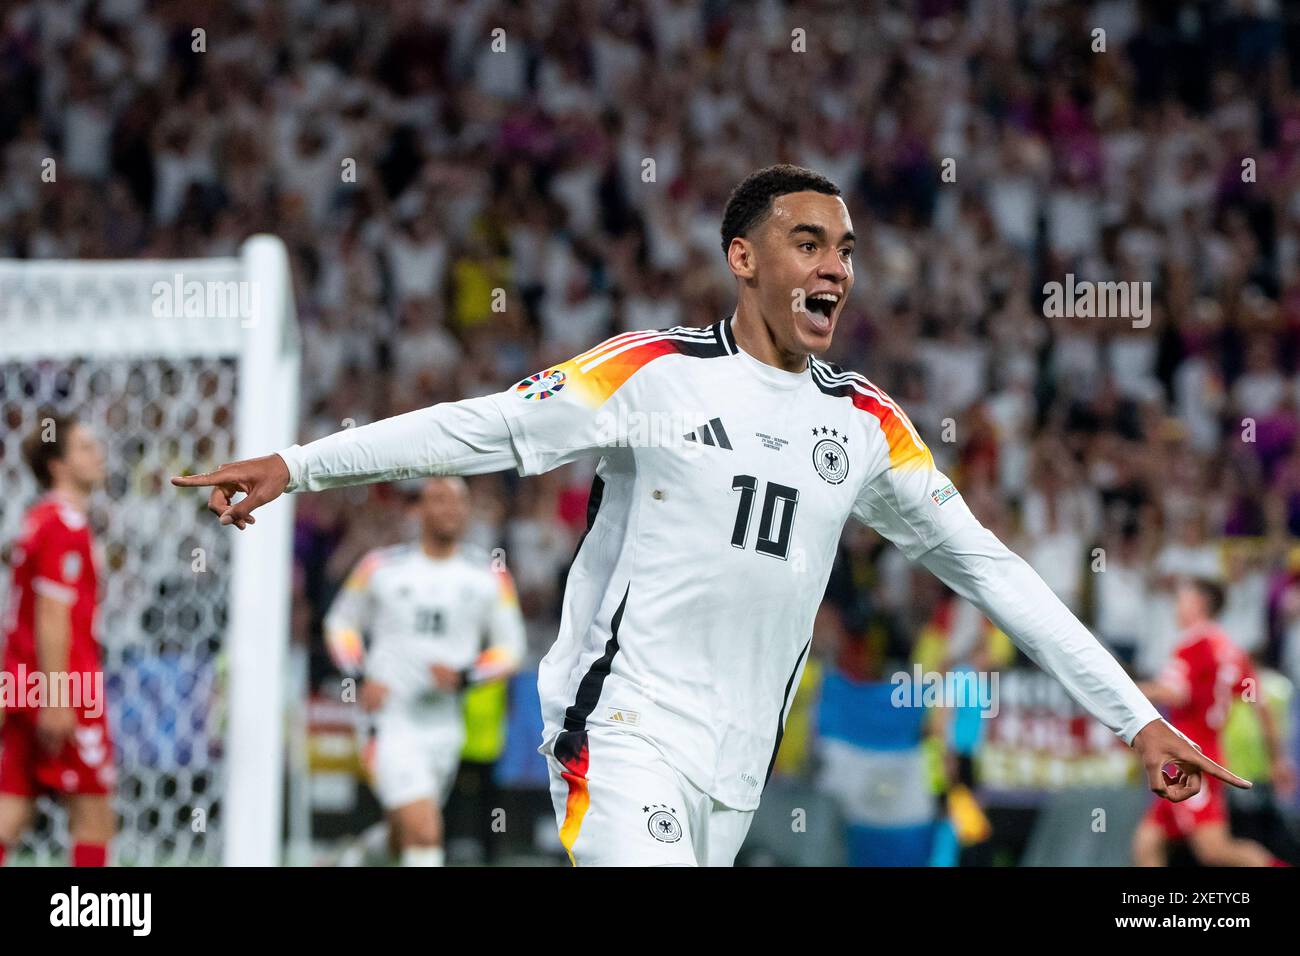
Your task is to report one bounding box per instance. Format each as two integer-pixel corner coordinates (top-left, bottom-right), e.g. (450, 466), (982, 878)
(368, 708), (464, 811)
(543, 728), (754, 866)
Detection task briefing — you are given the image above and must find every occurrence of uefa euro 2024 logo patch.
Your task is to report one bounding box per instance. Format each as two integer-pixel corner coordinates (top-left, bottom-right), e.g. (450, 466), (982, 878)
(811, 425), (849, 485)
(515, 368), (566, 401)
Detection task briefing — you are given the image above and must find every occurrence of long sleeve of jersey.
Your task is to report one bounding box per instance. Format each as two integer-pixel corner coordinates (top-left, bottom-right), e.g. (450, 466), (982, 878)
(919, 521), (1161, 745)
(278, 339), (643, 491)
(849, 415), (1159, 746)
(279, 395), (523, 492)
(323, 551), (379, 677)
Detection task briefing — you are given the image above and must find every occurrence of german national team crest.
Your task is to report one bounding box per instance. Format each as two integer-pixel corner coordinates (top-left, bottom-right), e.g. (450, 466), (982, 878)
(645, 806), (683, 843)
(515, 369), (566, 401)
(811, 426), (849, 485)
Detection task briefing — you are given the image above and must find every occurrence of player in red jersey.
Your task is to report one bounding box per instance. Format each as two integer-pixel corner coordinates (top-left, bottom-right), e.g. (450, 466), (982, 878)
(0, 413), (116, 866)
(1132, 577), (1293, 866)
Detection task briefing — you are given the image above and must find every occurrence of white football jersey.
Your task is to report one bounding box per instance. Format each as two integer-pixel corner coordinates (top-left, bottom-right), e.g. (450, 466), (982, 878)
(490, 317), (981, 808)
(324, 544), (526, 715)
(283, 315), (1160, 812)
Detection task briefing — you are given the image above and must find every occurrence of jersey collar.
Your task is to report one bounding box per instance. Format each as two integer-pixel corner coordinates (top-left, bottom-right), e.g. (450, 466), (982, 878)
(722, 314), (811, 390)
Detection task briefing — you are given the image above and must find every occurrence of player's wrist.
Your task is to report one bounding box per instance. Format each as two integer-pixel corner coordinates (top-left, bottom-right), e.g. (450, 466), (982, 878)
(273, 449), (300, 493)
(1127, 715), (1163, 749)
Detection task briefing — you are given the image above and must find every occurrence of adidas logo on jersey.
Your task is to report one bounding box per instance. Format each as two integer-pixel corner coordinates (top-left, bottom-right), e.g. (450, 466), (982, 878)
(682, 417), (732, 450)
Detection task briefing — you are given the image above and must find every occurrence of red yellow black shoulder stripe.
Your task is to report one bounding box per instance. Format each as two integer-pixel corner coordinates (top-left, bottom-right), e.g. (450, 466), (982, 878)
(544, 322), (731, 407)
(809, 358), (934, 470)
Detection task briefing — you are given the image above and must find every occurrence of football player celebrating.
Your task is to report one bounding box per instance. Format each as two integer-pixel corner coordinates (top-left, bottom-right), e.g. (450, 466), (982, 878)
(176, 165), (1247, 866)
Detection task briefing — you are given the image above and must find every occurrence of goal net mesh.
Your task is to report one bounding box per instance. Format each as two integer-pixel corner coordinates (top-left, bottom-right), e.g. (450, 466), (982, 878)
(0, 255), (273, 865)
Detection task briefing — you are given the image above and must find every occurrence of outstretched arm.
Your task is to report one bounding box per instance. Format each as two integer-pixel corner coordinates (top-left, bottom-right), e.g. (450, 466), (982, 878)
(173, 334), (657, 527)
(171, 394), (519, 528)
(848, 401), (1249, 804)
(919, 522), (1250, 801)
(921, 524), (1158, 745)
(282, 396), (522, 492)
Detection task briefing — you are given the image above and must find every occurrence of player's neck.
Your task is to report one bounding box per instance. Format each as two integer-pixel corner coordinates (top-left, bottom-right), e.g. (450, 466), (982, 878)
(420, 537), (458, 560)
(731, 305), (810, 374)
(1182, 618), (1216, 638)
(48, 482), (89, 514)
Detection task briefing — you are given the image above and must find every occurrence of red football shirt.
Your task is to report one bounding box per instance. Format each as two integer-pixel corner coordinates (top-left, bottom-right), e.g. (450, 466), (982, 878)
(2, 493), (102, 699)
(1154, 621), (1253, 764)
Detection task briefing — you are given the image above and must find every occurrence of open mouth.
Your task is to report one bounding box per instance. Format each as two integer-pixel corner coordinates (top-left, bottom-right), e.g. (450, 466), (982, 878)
(803, 291), (839, 330)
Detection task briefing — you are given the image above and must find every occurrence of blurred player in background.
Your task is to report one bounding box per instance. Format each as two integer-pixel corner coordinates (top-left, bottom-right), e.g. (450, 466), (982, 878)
(0, 414), (116, 866)
(1132, 578), (1295, 867)
(324, 477), (525, 866)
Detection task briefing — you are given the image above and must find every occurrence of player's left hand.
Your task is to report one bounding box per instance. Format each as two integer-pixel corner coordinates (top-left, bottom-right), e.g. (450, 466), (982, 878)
(1132, 717), (1252, 803)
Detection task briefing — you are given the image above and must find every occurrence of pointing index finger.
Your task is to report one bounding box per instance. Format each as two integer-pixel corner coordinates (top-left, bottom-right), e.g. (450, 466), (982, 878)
(172, 471), (223, 488)
(1188, 751), (1252, 790)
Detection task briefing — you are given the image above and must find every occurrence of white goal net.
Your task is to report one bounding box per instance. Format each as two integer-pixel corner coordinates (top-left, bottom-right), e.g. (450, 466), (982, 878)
(0, 236), (299, 865)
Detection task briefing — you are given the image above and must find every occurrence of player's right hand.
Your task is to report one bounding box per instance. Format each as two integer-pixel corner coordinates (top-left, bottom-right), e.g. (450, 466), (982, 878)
(171, 454), (291, 530)
(359, 681), (389, 713)
(36, 706), (76, 755)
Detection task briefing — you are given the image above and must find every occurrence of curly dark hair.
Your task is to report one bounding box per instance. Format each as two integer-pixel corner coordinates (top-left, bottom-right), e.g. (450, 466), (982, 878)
(719, 164), (842, 254)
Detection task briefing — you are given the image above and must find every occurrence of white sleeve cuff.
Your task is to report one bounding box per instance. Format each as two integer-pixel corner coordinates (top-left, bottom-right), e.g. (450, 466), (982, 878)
(1119, 708), (1164, 747)
(33, 577), (77, 604)
(277, 445), (306, 494)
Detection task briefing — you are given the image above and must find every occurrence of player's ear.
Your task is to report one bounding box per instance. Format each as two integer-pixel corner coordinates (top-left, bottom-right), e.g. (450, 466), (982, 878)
(727, 237), (757, 281)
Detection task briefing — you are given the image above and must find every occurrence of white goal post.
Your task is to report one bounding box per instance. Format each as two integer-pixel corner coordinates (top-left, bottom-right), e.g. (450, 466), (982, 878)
(0, 235), (300, 865)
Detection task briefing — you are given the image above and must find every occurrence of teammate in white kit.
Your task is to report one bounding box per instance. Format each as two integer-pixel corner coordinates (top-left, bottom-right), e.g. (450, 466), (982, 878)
(324, 477), (525, 866)
(176, 165), (1250, 866)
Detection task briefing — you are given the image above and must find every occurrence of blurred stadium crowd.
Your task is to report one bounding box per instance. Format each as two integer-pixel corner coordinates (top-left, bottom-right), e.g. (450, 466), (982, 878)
(4, 0), (1300, 862)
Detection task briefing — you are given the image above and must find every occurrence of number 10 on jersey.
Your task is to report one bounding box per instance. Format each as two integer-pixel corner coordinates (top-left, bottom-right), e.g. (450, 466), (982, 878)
(730, 475), (799, 560)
